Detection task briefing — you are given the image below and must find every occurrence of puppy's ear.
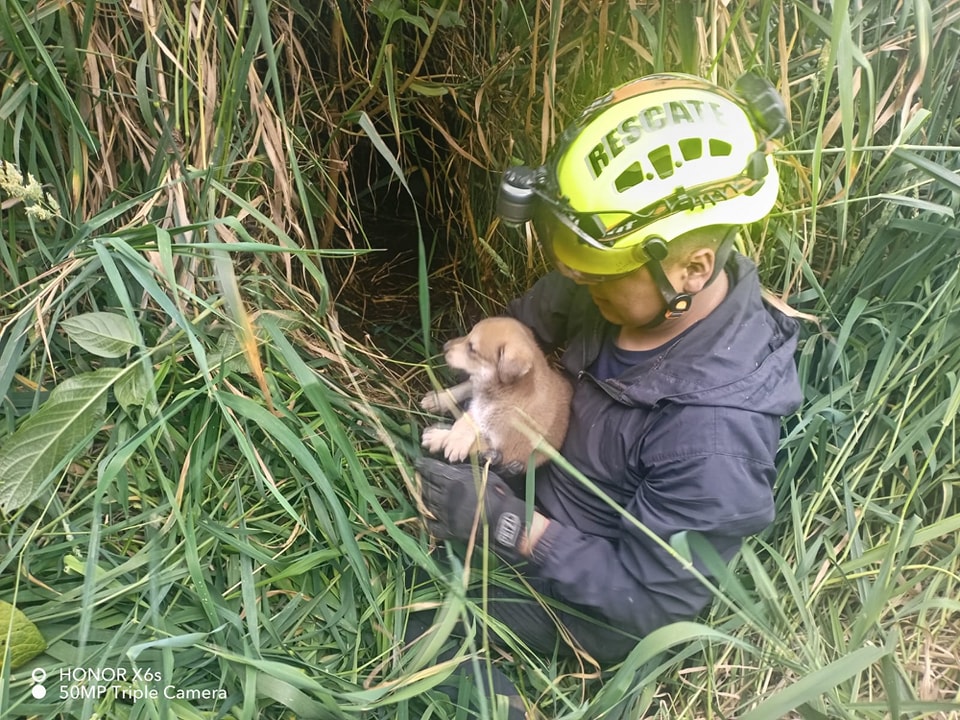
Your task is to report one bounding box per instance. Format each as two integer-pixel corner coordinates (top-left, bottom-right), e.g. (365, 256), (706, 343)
(497, 344), (533, 384)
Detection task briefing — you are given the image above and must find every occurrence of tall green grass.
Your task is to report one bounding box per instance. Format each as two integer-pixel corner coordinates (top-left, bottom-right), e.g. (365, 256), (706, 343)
(1, 0), (959, 718)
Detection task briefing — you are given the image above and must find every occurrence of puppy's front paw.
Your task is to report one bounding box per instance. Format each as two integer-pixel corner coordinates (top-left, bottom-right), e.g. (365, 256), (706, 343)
(441, 423), (478, 463)
(420, 390), (443, 414)
(421, 425), (451, 454)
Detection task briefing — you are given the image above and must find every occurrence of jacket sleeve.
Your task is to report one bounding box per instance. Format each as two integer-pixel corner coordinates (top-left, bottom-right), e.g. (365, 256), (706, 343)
(527, 406), (779, 635)
(506, 271), (581, 350)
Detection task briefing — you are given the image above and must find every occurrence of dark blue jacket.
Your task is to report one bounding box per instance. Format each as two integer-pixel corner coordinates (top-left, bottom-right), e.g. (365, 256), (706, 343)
(507, 254), (802, 636)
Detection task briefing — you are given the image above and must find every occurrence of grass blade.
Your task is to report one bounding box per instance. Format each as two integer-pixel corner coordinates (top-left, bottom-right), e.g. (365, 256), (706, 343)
(739, 642), (892, 720)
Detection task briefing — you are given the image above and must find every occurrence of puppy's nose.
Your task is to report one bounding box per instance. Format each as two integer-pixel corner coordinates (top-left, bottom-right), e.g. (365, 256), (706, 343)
(443, 338), (457, 352)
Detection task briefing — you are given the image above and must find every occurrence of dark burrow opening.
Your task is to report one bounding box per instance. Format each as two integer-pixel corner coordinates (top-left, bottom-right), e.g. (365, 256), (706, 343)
(327, 139), (498, 362)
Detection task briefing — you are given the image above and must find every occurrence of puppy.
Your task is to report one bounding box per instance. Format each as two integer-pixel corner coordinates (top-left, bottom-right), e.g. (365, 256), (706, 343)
(420, 317), (572, 474)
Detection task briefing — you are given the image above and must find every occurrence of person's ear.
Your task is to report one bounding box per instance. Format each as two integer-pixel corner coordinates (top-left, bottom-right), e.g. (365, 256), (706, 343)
(681, 248), (716, 293)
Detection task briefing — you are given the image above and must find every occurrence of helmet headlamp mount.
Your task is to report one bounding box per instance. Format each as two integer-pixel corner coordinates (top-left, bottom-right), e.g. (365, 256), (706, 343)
(496, 165), (549, 226)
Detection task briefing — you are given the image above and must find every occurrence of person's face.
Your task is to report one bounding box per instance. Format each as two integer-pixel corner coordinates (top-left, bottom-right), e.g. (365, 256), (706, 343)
(583, 265), (668, 328)
(569, 247), (716, 329)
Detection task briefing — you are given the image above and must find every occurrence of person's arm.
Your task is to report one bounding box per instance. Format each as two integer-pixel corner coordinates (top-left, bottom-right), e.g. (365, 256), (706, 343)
(523, 408), (780, 634)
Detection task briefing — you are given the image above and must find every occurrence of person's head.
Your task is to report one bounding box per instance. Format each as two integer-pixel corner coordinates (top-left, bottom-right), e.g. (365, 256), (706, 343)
(498, 72), (787, 324)
(585, 224), (731, 329)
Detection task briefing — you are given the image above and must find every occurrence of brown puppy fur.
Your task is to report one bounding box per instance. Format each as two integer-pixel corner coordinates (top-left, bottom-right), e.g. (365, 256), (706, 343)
(421, 317), (572, 474)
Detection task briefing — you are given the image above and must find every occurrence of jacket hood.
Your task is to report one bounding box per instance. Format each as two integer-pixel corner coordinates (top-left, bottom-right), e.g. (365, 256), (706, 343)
(575, 254), (802, 416)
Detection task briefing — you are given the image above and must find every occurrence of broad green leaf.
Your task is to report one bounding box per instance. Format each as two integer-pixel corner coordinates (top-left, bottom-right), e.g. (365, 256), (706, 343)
(0, 600), (46, 669)
(208, 329), (249, 375)
(420, 5), (463, 28)
(369, 0), (431, 34)
(114, 362), (153, 411)
(0, 368), (120, 511)
(61, 312), (138, 358)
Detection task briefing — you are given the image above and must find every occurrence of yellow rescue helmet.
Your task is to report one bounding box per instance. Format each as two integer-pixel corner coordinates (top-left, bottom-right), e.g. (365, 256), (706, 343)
(500, 73), (786, 281)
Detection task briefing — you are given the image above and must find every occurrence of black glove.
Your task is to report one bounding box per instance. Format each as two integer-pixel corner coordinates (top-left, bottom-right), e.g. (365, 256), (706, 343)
(415, 457), (526, 561)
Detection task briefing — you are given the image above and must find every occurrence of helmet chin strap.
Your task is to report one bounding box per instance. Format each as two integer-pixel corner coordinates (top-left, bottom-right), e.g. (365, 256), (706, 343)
(639, 237), (693, 330)
(708, 226), (740, 285)
(637, 228), (738, 330)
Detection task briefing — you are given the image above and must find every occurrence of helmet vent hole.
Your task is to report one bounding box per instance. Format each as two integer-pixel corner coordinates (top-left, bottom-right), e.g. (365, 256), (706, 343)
(709, 139), (733, 157)
(679, 138), (703, 161)
(648, 145), (675, 179)
(614, 162), (646, 192)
